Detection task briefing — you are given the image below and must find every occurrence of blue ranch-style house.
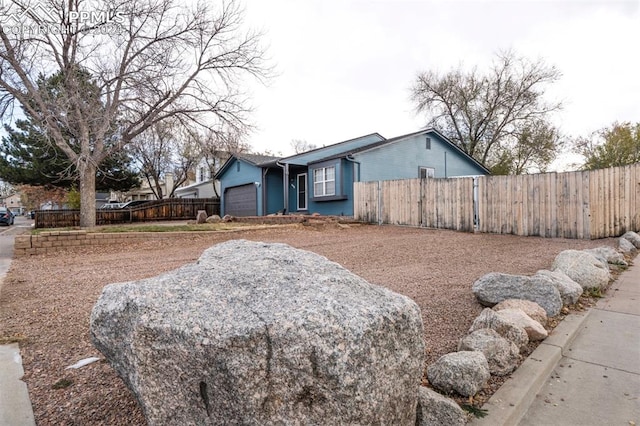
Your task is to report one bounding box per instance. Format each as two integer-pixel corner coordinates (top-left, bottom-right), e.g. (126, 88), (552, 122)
(215, 129), (490, 217)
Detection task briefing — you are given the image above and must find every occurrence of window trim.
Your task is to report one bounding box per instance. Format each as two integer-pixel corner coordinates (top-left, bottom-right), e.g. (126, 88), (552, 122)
(419, 166), (435, 179)
(313, 166), (336, 197)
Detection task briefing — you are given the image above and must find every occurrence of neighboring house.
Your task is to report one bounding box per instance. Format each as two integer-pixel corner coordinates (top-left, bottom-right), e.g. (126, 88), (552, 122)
(215, 129), (490, 217)
(2, 192), (24, 215)
(124, 173), (183, 201)
(174, 158), (220, 199)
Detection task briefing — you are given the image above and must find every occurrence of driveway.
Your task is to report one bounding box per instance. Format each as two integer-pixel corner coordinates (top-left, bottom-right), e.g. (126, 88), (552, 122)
(0, 215), (33, 277)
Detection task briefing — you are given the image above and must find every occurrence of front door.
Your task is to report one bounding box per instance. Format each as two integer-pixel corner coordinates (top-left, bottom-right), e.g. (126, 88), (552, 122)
(297, 173), (307, 211)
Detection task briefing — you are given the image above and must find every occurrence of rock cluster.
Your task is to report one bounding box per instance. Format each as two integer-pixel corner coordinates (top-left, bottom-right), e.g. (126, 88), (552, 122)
(91, 240), (425, 425)
(428, 235), (638, 405)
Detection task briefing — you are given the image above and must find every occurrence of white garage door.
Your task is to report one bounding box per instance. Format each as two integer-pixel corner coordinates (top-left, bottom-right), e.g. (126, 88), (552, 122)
(225, 184), (257, 216)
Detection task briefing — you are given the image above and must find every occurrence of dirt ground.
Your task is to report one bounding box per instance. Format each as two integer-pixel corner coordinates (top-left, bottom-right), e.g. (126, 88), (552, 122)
(0, 223), (615, 425)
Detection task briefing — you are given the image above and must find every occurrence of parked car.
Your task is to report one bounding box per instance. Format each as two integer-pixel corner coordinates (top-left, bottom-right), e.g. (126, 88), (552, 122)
(120, 200), (151, 209)
(100, 203), (125, 210)
(0, 207), (14, 225)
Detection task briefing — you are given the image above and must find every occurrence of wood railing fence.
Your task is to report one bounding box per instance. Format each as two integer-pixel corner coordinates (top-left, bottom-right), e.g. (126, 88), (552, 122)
(34, 198), (220, 229)
(353, 164), (640, 239)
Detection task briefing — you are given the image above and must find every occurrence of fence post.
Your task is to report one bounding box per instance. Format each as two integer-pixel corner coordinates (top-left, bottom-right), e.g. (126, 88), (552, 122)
(377, 180), (382, 226)
(473, 176), (479, 232)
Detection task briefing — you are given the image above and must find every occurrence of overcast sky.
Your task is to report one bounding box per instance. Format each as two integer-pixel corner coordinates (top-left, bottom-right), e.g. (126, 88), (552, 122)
(242, 0), (639, 169)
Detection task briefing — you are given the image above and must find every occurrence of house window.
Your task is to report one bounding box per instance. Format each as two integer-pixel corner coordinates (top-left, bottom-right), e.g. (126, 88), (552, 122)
(313, 166), (335, 197)
(297, 173), (307, 210)
(199, 167), (206, 182)
(419, 167), (435, 179)
(426, 137), (431, 150)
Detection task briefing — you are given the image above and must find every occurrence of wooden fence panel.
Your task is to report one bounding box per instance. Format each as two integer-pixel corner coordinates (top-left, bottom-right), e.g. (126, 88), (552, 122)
(352, 165), (640, 239)
(353, 181), (379, 224)
(355, 178), (476, 232)
(35, 198), (220, 228)
(379, 179), (421, 226)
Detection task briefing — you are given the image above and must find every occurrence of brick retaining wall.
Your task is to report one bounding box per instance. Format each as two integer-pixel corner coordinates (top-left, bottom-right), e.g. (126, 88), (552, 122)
(14, 231), (202, 257)
(14, 216), (358, 257)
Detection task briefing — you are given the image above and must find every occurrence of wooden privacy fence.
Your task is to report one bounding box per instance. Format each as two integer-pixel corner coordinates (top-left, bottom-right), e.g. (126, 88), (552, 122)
(353, 163), (640, 239)
(35, 198), (220, 228)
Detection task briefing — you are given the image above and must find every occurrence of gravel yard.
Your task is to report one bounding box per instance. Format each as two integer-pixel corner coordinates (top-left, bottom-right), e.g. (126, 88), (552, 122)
(0, 223), (615, 425)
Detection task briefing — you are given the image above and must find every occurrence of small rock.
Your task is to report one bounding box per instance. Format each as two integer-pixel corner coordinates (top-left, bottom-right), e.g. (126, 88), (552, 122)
(206, 214), (221, 223)
(472, 272), (562, 317)
(535, 270), (583, 306)
(494, 309), (548, 341)
(415, 386), (466, 426)
(195, 210), (208, 224)
(468, 308), (529, 351)
(621, 231), (640, 249)
(493, 299), (548, 326)
(458, 328), (520, 376)
(618, 237), (637, 256)
(222, 214), (234, 222)
(427, 351), (490, 397)
(552, 250), (611, 291)
(584, 247), (627, 267)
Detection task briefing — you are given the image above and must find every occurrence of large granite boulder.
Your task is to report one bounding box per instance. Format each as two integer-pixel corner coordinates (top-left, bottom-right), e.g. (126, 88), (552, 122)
(494, 309), (547, 341)
(493, 299), (548, 326)
(472, 272), (562, 317)
(535, 269), (583, 306)
(552, 250), (611, 291)
(622, 231), (640, 248)
(90, 240), (425, 425)
(416, 386), (466, 426)
(469, 308), (529, 351)
(427, 351), (490, 397)
(458, 328), (520, 376)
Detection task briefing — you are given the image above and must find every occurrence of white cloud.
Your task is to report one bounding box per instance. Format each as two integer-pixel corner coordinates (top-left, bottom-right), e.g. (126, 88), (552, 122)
(243, 0), (639, 158)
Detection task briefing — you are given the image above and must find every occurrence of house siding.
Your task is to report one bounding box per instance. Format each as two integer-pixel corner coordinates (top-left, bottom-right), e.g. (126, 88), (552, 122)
(354, 133), (486, 182)
(265, 168), (284, 214)
(218, 158), (264, 216)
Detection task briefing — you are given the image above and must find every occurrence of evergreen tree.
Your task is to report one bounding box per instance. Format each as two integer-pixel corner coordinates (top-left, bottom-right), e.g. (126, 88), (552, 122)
(0, 72), (140, 191)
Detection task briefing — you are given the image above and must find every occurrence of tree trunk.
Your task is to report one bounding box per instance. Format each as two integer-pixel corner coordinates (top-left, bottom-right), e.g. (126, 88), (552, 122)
(78, 158), (97, 228)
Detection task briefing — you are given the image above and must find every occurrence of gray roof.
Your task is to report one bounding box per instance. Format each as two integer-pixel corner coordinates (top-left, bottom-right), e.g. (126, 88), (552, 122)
(236, 153), (279, 166)
(281, 133), (386, 165)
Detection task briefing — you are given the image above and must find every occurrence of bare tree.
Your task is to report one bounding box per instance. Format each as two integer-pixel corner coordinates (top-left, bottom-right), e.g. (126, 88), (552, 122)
(411, 50), (562, 174)
(290, 139), (317, 154)
(129, 120), (200, 199)
(195, 128), (250, 197)
(0, 0), (269, 226)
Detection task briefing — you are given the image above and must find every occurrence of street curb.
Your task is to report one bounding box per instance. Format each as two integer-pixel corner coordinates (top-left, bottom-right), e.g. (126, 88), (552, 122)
(0, 343), (36, 426)
(469, 309), (591, 426)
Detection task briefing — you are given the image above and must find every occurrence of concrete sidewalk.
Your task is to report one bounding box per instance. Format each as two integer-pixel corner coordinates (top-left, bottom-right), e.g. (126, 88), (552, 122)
(519, 263), (640, 426)
(473, 262), (640, 426)
(0, 219), (36, 426)
(0, 343), (35, 425)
